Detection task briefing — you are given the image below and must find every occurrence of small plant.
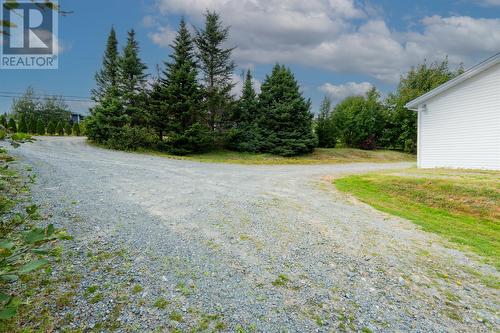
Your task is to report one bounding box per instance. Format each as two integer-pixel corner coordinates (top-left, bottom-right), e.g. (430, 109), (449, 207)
(89, 292), (103, 304)
(169, 310), (183, 322)
(153, 297), (169, 309)
(271, 274), (290, 287)
(132, 284), (143, 294)
(84, 285), (98, 296)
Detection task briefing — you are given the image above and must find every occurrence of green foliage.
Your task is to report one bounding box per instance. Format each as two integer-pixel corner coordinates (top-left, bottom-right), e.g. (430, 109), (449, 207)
(86, 94), (128, 144)
(46, 121), (56, 135)
(55, 121), (64, 136)
(195, 11), (236, 132)
(106, 126), (156, 150)
(92, 27), (120, 102)
(383, 59), (463, 153)
(332, 88), (385, 150)
(164, 122), (213, 155)
(258, 64), (317, 156)
(11, 87), (71, 125)
(71, 123), (81, 136)
(0, 114), (7, 128)
(316, 97), (337, 148)
(27, 115), (37, 134)
(64, 123), (72, 136)
(227, 70), (261, 152)
(7, 118), (16, 133)
(36, 119), (45, 135)
(17, 114), (28, 133)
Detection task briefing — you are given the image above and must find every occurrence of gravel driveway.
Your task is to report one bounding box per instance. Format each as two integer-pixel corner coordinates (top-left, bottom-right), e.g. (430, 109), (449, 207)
(9, 137), (499, 332)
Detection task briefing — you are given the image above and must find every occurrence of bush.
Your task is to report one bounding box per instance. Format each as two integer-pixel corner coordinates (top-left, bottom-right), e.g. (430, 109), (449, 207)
(106, 126), (156, 150)
(46, 121), (56, 135)
(164, 123), (213, 155)
(7, 118), (16, 133)
(64, 123), (72, 136)
(36, 119), (45, 135)
(17, 115), (27, 134)
(56, 122), (64, 136)
(72, 123), (81, 136)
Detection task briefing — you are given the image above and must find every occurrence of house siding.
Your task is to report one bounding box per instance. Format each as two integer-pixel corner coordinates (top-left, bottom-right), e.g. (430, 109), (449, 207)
(419, 62), (500, 170)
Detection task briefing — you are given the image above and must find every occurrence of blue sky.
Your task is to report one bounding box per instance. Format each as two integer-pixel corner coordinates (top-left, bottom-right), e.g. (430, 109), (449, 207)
(1, 0), (499, 115)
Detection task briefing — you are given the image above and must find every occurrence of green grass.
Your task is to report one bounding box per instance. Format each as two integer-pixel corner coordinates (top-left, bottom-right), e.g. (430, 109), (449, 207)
(334, 168), (500, 269)
(136, 147), (415, 165)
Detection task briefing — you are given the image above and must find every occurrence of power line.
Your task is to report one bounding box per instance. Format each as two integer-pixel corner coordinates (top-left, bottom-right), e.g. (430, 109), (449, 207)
(0, 91), (93, 102)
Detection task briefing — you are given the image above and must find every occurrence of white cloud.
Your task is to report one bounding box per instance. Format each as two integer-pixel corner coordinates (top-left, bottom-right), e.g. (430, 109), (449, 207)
(319, 82), (372, 101)
(150, 0), (500, 83)
(148, 26), (177, 47)
(476, 0), (500, 6)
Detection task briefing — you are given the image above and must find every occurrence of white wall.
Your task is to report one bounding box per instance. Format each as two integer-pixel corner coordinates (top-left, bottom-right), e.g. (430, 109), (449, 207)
(419, 63), (500, 170)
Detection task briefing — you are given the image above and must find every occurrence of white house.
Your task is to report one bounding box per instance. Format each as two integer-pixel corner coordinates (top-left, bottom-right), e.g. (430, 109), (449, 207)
(405, 53), (500, 170)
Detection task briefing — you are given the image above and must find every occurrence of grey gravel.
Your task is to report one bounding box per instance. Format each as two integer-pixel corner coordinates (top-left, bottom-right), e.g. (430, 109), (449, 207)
(7, 136), (499, 332)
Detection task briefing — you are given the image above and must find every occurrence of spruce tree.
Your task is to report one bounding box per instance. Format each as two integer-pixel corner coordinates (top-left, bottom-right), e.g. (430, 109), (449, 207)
(316, 97), (337, 148)
(228, 70), (260, 152)
(18, 114), (28, 133)
(92, 27), (119, 102)
(28, 115), (37, 134)
(36, 119), (46, 135)
(46, 121), (56, 135)
(157, 18), (209, 154)
(119, 29), (148, 127)
(56, 121), (64, 135)
(195, 11), (236, 132)
(72, 123), (80, 136)
(258, 64), (317, 156)
(8, 118), (17, 132)
(65, 123), (72, 136)
(0, 114), (7, 128)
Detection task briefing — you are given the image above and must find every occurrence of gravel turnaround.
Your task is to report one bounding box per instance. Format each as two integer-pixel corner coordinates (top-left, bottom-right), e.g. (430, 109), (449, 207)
(9, 137), (499, 332)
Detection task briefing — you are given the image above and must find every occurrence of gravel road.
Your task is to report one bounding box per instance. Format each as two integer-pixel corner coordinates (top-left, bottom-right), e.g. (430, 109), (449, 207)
(9, 137), (499, 332)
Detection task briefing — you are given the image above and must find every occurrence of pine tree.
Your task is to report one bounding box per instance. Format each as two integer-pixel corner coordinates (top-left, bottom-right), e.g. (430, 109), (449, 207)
(56, 121), (64, 135)
(258, 64), (317, 156)
(228, 70), (261, 152)
(72, 123), (81, 136)
(36, 119), (46, 135)
(8, 118), (17, 132)
(92, 27), (120, 102)
(18, 114), (28, 133)
(195, 11), (236, 132)
(316, 96), (337, 148)
(46, 121), (56, 135)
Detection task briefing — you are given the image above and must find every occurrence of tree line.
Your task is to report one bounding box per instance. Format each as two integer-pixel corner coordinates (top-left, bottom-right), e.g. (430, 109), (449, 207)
(88, 11), (463, 156)
(2, 87), (82, 136)
(316, 60), (463, 153)
(86, 12), (315, 156)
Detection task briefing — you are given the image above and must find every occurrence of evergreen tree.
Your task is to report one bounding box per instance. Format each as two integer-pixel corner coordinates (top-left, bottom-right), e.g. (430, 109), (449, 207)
(72, 123), (81, 136)
(18, 114), (28, 133)
(155, 18), (210, 154)
(195, 11), (236, 132)
(118, 29), (148, 126)
(0, 114), (7, 128)
(92, 27), (120, 102)
(316, 96), (337, 148)
(258, 64), (317, 156)
(46, 121), (56, 135)
(65, 123), (72, 136)
(228, 70), (261, 152)
(56, 121), (64, 135)
(36, 119), (46, 135)
(86, 94), (128, 143)
(28, 115), (37, 134)
(8, 118), (17, 132)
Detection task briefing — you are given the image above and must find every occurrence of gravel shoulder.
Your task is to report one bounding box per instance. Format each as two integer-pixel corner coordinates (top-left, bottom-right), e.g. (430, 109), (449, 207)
(8, 136), (499, 332)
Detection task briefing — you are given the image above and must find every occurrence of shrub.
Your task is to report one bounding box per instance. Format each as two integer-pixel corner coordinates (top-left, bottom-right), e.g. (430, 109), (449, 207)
(106, 126), (156, 151)
(165, 123), (213, 155)
(56, 122), (64, 136)
(36, 119), (45, 135)
(17, 115), (27, 134)
(64, 123), (72, 136)
(46, 121), (56, 135)
(7, 118), (17, 133)
(72, 123), (81, 136)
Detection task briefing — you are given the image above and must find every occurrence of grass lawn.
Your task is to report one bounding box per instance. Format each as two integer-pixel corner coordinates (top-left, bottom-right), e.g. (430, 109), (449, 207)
(334, 168), (500, 269)
(140, 148), (415, 165)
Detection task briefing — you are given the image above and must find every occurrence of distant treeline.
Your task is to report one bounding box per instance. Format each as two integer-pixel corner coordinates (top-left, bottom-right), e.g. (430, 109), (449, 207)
(85, 11), (463, 156)
(2, 87), (81, 136)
